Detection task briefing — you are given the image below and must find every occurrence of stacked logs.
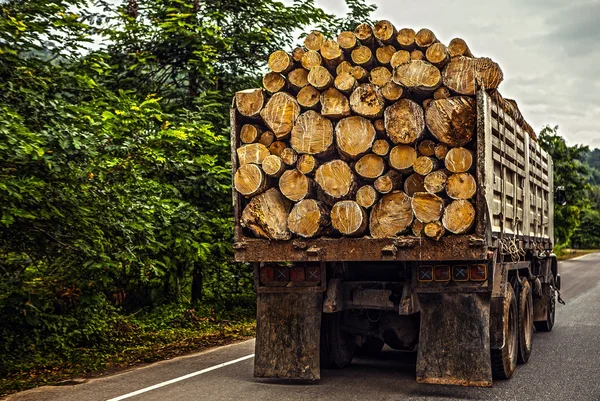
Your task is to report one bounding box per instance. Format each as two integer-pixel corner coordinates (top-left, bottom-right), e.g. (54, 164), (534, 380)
(234, 21), (531, 241)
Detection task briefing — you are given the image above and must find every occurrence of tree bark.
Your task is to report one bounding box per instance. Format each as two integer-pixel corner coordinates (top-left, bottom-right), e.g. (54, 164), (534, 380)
(448, 38), (473, 58)
(389, 144), (417, 171)
(279, 169), (314, 201)
(287, 68), (309, 91)
(234, 163), (268, 196)
(262, 154), (285, 177)
(425, 42), (449, 68)
(240, 124), (262, 144)
(396, 28), (416, 50)
(301, 50), (322, 70)
(374, 20), (398, 45)
(412, 192), (444, 223)
(320, 87), (351, 120)
(296, 85), (321, 110)
(350, 83), (385, 119)
(355, 154), (386, 179)
(424, 169), (449, 194)
(290, 110), (334, 156)
(331, 200), (368, 236)
(263, 72), (286, 93)
(307, 65), (334, 90)
(369, 66), (392, 87)
(315, 160), (357, 203)
(446, 172), (476, 200)
(268, 50), (293, 73)
(237, 143), (270, 165)
(334, 72), (357, 95)
(280, 147), (298, 166)
(356, 185), (379, 209)
(442, 56), (503, 95)
(413, 155), (439, 176)
(372, 139), (390, 156)
(392, 60), (442, 93)
(425, 96), (476, 147)
(376, 45), (396, 65)
(384, 98), (425, 144)
(288, 199), (331, 238)
(424, 221), (445, 240)
(442, 199), (475, 234)
(415, 28), (437, 49)
(404, 172), (426, 196)
(445, 147), (474, 173)
(235, 88), (265, 118)
(369, 191), (414, 238)
(374, 170), (401, 194)
(335, 115), (376, 159)
(297, 154), (319, 175)
(304, 31), (325, 51)
(260, 92), (300, 139)
(241, 188), (291, 240)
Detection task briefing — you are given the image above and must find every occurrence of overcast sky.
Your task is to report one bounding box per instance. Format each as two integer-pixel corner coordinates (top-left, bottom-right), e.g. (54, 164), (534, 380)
(283, 0), (600, 148)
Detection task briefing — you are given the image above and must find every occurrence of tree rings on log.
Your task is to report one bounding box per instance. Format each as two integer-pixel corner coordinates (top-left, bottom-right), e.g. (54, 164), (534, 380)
(425, 42), (449, 68)
(237, 143), (270, 165)
(374, 171), (401, 194)
(334, 72), (357, 95)
(417, 139), (436, 156)
(297, 86), (321, 110)
(446, 172), (476, 200)
(424, 169), (449, 194)
(390, 50), (411, 68)
(240, 124), (262, 144)
(424, 220), (445, 240)
(350, 83), (385, 119)
(263, 72), (286, 93)
(372, 139), (390, 156)
(442, 56), (503, 95)
(290, 110), (334, 156)
(415, 28), (437, 49)
(268, 140), (287, 156)
(392, 60), (441, 93)
(425, 96), (476, 147)
(396, 28), (416, 49)
(288, 68), (309, 91)
(268, 50), (293, 73)
(448, 38), (473, 58)
(241, 188), (291, 240)
(297, 154), (318, 175)
(301, 50), (322, 70)
(315, 160), (356, 202)
(331, 200), (368, 236)
(369, 66), (392, 88)
(280, 147), (298, 166)
(304, 31), (326, 51)
(235, 88), (265, 118)
(376, 45), (396, 65)
(320, 87), (351, 120)
(262, 154), (285, 177)
(260, 92), (300, 139)
(412, 192), (444, 223)
(355, 154), (386, 179)
(445, 147), (474, 173)
(442, 199), (476, 234)
(389, 145), (417, 171)
(381, 81), (404, 102)
(354, 23), (375, 46)
(335, 115), (376, 159)
(369, 191), (414, 238)
(373, 20), (397, 45)
(307, 65), (334, 90)
(234, 163), (268, 196)
(384, 99), (425, 144)
(337, 31), (357, 52)
(279, 169), (313, 201)
(287, 199), (330, 238)
(356, 185), (379, 209)
(413, 156), (439, 176)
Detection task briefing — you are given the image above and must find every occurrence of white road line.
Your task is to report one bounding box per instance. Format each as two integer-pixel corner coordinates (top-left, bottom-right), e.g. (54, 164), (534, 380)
(106, 354), (255, 401)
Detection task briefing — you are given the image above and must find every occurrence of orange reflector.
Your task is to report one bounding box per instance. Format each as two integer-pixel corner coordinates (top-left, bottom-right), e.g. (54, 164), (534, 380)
(434, 265), (451, 282)
(418, 266), (433, 282)
(453, 265), (469, 282)
(470, 264), (487, 281)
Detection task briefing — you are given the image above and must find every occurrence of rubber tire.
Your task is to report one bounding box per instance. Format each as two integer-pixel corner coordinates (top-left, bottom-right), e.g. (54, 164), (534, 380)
(491, 284), (518, 380)
(356, 337), (385, 357)
(517, 279), (534, 364)
(534, 276), (556, 332)
(320, 312), (356, 369)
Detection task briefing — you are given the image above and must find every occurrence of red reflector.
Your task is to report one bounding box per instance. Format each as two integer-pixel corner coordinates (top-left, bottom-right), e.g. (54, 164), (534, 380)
(259, 265), (274, 285)
(470, 264), (487, 281)
(306, 266), (321, 282)
(434, 265), (451, 282)
(418, 266), (433, 282)
(453, 265), (469, 282)
(290, 266), (305, 282)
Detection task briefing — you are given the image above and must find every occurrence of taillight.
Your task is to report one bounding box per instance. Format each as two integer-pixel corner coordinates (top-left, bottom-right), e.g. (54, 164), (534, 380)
(470, 264), (487, 281)
(434, 265), (450, 282)
(453, 265), (469, 282)
(418, 266), (434, 282)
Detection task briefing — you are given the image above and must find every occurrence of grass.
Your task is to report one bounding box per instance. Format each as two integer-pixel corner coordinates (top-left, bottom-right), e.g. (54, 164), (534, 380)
(557, 249), (599, 260)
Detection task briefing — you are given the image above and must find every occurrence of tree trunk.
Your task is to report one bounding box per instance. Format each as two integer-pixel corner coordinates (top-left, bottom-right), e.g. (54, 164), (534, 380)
(442, 199), (475, 234)
(315, 160), (357, 203)
(297, 154), (319, 175)
(369, 191), (414, 238)
(280, 147), (298, 166)
(297, 85), (321, 110)
(404, 172), (426, 196)
(424, 221), (445, 240)
(235, 88), (265, 118)
(301, 50), (322, 70)
(234, 163), (268, 196)
(259, 130), (275, 147)
(331, 200), (368, 236)
(268, 50), (293, 73)
(321, 39), (345, 69)
(376, 45), (396, 65)
(412, 192), (444, 223)
(425, 96), (476, 147)
(417, 139), (436, 156)
(335, 115), (376, 159)
(448, 38), (473, 58)
(307, 65), (334, 90)
(279, 169), (313, 201)
(372, 139), (390, 156)
(356, 185), (379, 209)
(304, 31), (325, 51)
(374, 170), (402, 194)
(191, 266), (203, 303)
(355, 154), (386, 179)
(337, 31), (357, 52)
(268, 140), (287, 156)
(445, 147), (474, 173)
(384, 98), (425, 144)
(263, 72), (286, 93)
(392, 60), (441, 93)
(369, 66), (392, 88)
(396, 28), (416, 50)
(424, 169), (449, 194)
(260, 91), (300, 139)
(425, 42), (449, 68)
(290, 110), (334, 156)
(241, 189), (292, 240)
(354, 22), (375, 47)
(389, 144), (417, 171)
(442, 56), (503, 95)
(236, 143), (270, 165)
(434, 143), (449, 160)
(415, 28), (437, 49)
(288, 199), (331, 238)
(390, 50), (411, 68)
(373, 20), (397, 45)
(413, 156), (439, 176)
(288, 68), (309, 91)
(350, 83), (385, 119)
(446, 172), (476, 200)
(334, 72), (357, 95)
(262, 154), (285, 177)
(320, 87), (351, 119)
(240, 124), (262, 144)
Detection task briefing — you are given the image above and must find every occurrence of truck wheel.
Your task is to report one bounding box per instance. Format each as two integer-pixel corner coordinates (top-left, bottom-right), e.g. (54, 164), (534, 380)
(517, 279), (533, 364)
(356, 337), (384, 357)
(491, 284), (518, 379)
(534, 276), (556, 332)
(320, 312), (356, 368)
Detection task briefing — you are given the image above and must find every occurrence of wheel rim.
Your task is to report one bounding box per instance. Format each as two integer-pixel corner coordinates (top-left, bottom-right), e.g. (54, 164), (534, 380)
(508, 302), (517, 362)
(524, 294), (533, 347)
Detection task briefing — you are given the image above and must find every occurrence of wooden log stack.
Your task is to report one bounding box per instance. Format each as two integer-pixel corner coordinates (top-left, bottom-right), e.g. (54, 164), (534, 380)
(233, 22), (533, 241)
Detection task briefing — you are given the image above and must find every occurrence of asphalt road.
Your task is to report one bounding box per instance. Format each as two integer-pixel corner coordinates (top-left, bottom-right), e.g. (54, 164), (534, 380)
(6, 253), (600, 401)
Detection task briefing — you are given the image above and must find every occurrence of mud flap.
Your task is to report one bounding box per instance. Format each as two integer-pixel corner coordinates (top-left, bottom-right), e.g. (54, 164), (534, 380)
(254, 292), (323, 381)
(416, 293), (493, 387)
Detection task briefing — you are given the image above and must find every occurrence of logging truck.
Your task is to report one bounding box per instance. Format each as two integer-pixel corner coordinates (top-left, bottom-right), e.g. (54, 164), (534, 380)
(230, 22), (563, 386)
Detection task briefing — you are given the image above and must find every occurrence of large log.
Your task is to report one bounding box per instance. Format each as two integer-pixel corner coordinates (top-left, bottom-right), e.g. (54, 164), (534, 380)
(369, 66), (392, 87)
(287, 68), (309, 91)
(389, 144), (417, 171)
(240, 124), (262, 144)
(445, 147), (474, 173)
(413, 156), (439, 176)
(355, 154), (386, 180)
(262, 154), (285, 177)
(263, 72), (286, 93)
(442, 56), (503, 95)
(390, 50), (411, 68)
(337, 31), (358, 52)
(404, 173), (426, 196)
(356, 185), (379, 209)
(288, 199), (331, 238)
(307, 65), (334, 90)
(297, 85), (321, 110)
(234, 163), (268, 196)
(425, 96), (476, 147)
(279, 169), (313, 201)
(351, 46), (375, 69)
(442, 199), (476, 234)
(372, 139), (390, 156)
(446, 172), (476, 200)
(448, 38), (473, 58)
(392, 60), (442, 93)
(424, 169), (449, 194)
(260, 92), (300, 139)
(280, 147), (298, 166)
(290, 110), (334, 156)
(384, 99), (425, 144)
(374, 170), (401, 194)
(321, 39), (344, 69)
(237, 143), (270, 165)
(315, 160), (356, 203)
(354, 22), (375, 47)
(396, 28), (416, 50)
(425, 42), (449, 68)
(334, 72), (357, 95)
(373, 20), (397, 45)
(268, 50), (293, 73)
(335, 115), (376, 159)
(415, 28), (437, 49)
(376, 45), (396, 65)
(350, 83), (385, 119)
(424, 220), (445, 241)
(301, 50), (322, 70)
(331, 200), (368, 236)
(381, 81), (404, 102)
(369, 191), (414, 238)
(304, 31), (325, 51)
(235, 88), (265, 118)
(297, 154), (319, 175)
(241, 188), (291, 240)
(412, 192), (444, 223)
(320, 87), (351, 120)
